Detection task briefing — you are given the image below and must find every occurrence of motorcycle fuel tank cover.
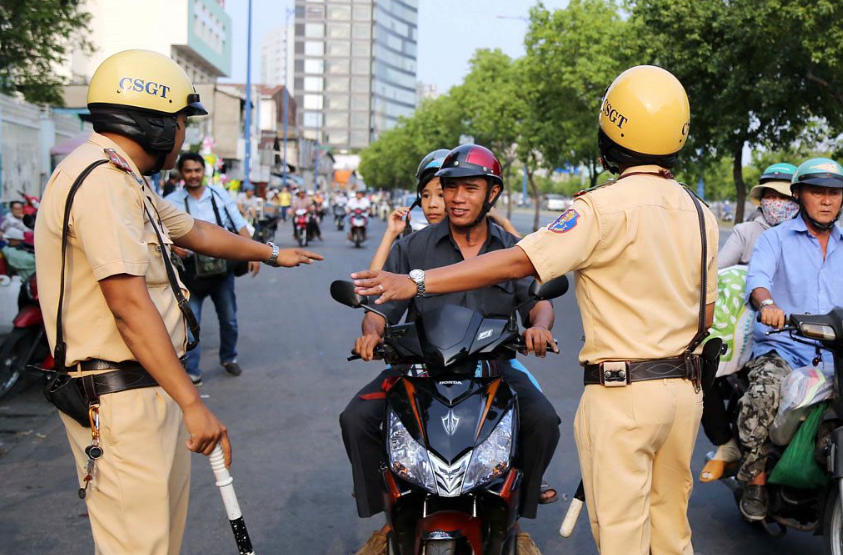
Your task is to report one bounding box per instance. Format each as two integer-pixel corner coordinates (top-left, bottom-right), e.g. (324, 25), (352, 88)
(390, 377), (516, 465)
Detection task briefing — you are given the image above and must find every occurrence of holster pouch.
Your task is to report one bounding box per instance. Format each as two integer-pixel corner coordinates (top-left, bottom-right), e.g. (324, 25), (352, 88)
(40, 368), (90, 428)
(700, 338), (723, 393)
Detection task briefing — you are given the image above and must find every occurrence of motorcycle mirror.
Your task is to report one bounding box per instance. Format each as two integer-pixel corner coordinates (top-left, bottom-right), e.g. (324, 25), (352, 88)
(529, 275), (569, 301)
(330, 280), (366, 308)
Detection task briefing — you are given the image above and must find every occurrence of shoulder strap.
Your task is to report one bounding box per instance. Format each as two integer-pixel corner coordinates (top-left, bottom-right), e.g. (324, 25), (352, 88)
(54, 160), (200, 370)
(683, 186), (709, 352)
(208, 187), (238, 233)
(53, 160), (109, 370)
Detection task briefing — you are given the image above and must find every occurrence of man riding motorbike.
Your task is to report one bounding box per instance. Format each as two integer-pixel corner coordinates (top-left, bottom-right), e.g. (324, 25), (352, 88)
(737, 157), (843, 521)
(340, 144), (561, 555)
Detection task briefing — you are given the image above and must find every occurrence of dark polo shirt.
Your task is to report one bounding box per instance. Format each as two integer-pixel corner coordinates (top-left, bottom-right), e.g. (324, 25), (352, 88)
(378, 218), (543, 326)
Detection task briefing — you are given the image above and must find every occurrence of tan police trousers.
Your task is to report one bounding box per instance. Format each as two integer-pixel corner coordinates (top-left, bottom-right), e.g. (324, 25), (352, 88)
(574, 378), (703, 555)
(60, 386), (190, 555)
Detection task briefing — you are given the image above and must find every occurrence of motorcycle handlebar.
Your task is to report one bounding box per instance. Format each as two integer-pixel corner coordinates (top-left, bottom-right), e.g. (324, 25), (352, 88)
(348, 346), (385, 362)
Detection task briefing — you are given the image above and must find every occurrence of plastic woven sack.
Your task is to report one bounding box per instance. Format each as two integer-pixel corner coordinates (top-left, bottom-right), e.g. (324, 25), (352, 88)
(706, 266), (755, 377)
(768, 402), (828, 489)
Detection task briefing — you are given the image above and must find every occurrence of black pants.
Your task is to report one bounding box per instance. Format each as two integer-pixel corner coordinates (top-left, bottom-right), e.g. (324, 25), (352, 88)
(701, 376), (733, 446)
(339, 363), (561, 519)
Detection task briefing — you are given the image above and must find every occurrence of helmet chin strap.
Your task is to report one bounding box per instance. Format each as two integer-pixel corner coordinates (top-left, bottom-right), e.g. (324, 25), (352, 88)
(801, 208), (840, 232)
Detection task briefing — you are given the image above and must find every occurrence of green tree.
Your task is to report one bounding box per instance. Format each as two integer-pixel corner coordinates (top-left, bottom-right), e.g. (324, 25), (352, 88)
(0, 0), (93, 105)
(630, 0), (843, 223)
(522, 0), (641, 188)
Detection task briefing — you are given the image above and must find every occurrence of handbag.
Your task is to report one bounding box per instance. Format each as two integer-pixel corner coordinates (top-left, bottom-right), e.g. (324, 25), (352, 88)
(43, 157), (201, 426)
(184, 189), (250, 278)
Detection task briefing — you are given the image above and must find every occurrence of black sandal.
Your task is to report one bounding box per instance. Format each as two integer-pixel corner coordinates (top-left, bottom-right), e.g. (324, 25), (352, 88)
(539, 480), (559, 504)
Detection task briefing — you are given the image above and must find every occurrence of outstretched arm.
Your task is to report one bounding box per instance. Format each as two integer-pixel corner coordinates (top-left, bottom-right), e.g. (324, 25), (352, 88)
(353, 246), (536, 304)
(369, 208), (409, 271)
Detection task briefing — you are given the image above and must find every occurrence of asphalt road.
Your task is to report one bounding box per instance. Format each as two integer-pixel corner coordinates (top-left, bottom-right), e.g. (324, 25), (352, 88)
(0, 214), (821, 555)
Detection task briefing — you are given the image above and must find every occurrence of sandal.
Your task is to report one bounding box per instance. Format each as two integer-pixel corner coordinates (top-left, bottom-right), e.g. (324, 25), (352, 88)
(539, 480), (559, 504)
(699, 459), (739, 483)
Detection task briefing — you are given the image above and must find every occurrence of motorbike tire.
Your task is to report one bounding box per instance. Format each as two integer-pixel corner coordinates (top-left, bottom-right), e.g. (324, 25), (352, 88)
(824, 483), (843, 555)
(421, 540), (457, 555)
(354, 231), (361, 248)
(0, 327), (37, 401)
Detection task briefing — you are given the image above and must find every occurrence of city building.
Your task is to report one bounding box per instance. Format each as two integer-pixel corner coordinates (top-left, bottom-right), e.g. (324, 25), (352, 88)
(56, 0), (232, 85)
(261, 23), (296, 93)
(416, 81), (438, 104)
(293, 0), (419, 151)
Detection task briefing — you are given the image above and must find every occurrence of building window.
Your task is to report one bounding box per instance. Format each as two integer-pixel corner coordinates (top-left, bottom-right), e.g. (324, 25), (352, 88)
(353, 6), (371, 20)
(326, 77), (350, 92)
(326, 59), (350, 74)
(350, 131), (369, 147)
(327, 23), (351, 39)
(326, 112), (349, 128)
(326, 41), (350, 56)
(350, 111), (369, 128)
(351, 77), (369, 93)
(351, 95), (369, 111)
(304, 111), (323, 128)
(305, 5), (325, 19)
(304, 59), (324, 74)
(352, 23), (371, 39)
(304, 77), (324, 92)
(304, 94), (324, 109)
(352, 41), (370, 57)
(351, 58), (369, 75)
(305, 23), (325, 38)
(326, 94), (350, 110)
(304, 41), (324, 56)
(325, 131), (349, 145)
(327, 5), (351, 20)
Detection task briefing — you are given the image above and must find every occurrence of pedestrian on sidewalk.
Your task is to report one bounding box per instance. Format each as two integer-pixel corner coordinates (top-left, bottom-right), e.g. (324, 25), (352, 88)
(166, 152), (259, 385)
(34, 50), (322, 555)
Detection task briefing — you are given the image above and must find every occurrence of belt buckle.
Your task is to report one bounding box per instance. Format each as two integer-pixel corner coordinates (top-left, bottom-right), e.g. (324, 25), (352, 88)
(601, 361), (629, 387)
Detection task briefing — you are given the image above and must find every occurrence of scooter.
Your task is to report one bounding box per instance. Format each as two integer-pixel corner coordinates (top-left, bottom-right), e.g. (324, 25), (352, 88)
(330, 275), (568, 555)
(0, 273), (53, 401)
(293, 208), (312, 248)
(334, 204), (347, 231)
(711, 309), (843, 553)
(349, 208), (368, 248)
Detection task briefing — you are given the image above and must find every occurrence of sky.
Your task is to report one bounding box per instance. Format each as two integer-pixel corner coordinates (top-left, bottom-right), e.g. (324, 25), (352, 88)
(223, 0), (570, 93)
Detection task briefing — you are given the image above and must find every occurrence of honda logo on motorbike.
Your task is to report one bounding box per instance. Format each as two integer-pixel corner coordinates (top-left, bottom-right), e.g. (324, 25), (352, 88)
(442, 410), (460, 436)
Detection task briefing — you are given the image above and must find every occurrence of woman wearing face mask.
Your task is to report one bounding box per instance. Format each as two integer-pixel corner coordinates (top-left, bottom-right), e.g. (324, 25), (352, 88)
(717, 163), (800, 268)
(699, 162), (799, 483)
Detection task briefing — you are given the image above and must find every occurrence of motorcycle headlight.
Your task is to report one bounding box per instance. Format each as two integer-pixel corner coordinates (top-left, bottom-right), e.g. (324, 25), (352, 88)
(387, 410), (436, 493)
(462, 408), (515, 493)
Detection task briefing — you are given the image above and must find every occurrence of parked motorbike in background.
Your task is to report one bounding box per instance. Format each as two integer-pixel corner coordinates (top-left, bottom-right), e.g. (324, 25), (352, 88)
(711, 309), (843, 554)
(331, 275), (568, 555)
(0, 273), (52, 401)
(349, 208), (368, 248)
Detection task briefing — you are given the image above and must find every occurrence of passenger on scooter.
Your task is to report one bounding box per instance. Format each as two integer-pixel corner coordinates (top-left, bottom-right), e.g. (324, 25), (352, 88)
(347, 189), (371, 242)
(737, 157), (843, 521)
(340, 144), (560, 555)
(700, 163), (799, 483)
(2, 227), (35, 281)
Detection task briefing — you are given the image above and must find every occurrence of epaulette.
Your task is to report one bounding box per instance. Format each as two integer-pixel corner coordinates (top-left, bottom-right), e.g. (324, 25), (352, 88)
(573, 178), (618, 198)
(103, 148), (134, 174)
(680, 183), (710, 207)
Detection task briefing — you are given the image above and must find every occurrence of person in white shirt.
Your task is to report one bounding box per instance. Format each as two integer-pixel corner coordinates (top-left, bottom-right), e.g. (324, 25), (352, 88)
(346, 190), (371, 213)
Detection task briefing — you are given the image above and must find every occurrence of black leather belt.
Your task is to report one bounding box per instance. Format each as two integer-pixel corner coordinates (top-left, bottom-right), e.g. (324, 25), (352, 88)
(584, 356), (699, 387)
(72, 357), (188, 404)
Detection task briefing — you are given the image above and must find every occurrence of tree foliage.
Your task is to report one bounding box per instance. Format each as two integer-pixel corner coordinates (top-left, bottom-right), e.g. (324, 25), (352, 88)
(0, 0), (93, 105)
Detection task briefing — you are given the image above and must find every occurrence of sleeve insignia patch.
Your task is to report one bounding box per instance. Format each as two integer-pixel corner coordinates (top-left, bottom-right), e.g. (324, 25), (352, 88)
(548, 208), (580, 233)
(103, 148), (134, 174)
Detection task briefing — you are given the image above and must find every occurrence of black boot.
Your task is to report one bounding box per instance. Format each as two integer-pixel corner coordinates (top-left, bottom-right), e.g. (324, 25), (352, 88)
(740, 484), (768, 521)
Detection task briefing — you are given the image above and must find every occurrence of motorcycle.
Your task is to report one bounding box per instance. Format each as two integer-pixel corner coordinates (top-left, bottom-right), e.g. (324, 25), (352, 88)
(349, 208), (368, 248)
(253, 214), (279, 244)
(333, 204), (347, 231)
(0, 274), (53, 401)
(711, 309), (843, 553)
(330, 275), (568, 555)
(293, 208), (312, 248)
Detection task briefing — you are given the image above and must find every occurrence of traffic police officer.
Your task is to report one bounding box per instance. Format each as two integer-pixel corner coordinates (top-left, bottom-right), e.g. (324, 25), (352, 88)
(35, 50), (321, 554)
(352, 65), (718, 555)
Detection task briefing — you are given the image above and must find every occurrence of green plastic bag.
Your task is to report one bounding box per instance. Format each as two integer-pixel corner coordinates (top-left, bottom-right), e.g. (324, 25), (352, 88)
(768, 402), (829, 489)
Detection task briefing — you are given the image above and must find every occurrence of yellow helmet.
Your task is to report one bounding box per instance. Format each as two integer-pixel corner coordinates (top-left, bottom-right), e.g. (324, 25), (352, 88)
(88, 49), (207, 116)
(598, 65), (690, 166)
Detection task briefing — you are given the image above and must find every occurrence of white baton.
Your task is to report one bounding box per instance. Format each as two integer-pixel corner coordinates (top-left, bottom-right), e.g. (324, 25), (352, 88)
(210, 445), (256, 555)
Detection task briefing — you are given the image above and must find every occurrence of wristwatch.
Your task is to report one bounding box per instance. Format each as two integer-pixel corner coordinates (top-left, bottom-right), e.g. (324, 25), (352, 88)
(263, 241), (280, 266)
(759, 299), (776, 309)
(409, 269), (425, 297)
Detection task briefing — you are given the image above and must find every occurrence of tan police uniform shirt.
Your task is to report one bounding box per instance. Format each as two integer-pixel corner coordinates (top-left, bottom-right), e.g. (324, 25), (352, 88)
(517, 165), (718, 365)
(35, 133), (195, 366)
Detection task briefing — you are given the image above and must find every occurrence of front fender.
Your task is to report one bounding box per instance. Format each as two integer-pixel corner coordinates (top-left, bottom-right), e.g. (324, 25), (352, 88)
(416, 511), (483, 555)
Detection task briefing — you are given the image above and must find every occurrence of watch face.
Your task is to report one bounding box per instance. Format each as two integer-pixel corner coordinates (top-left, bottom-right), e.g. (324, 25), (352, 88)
(409, 269), (424, 281)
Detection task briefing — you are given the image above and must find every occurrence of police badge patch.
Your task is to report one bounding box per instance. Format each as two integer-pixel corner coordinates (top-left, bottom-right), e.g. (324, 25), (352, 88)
(548, 209), (580, 233)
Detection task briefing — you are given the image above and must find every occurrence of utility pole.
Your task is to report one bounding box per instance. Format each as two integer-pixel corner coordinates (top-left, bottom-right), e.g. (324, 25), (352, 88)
(243, 0), (254, 188)
(281, 7), (295, 189)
